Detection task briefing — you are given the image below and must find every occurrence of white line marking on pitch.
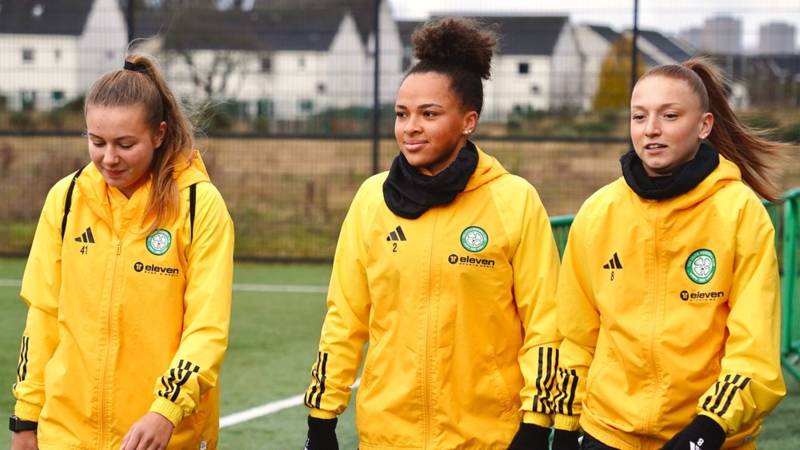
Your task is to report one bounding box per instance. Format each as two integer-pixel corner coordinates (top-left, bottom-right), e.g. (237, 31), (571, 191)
(220, 379), (360, 429)
(0, 279), (327, 294)
(0, 279), (20, 288)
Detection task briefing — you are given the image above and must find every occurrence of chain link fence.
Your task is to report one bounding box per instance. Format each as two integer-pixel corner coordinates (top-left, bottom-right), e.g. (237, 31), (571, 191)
(0, 0), (798, 260)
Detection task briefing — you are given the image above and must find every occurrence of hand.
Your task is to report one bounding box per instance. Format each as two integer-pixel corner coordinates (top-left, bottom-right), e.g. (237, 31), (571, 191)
(552, 429), (581, 450)
(120, 412), (174, 450)
(661, 416), (725, 450)
(507, 422), (550, 450)
(10, 430), (38, 450)
(304, 416), (338, 450)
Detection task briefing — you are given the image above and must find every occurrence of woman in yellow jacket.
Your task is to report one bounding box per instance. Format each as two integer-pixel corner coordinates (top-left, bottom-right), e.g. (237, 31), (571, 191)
(303, 18), (571, 450)
(9, 54), (234, 450)
(553, 59), (786, 450)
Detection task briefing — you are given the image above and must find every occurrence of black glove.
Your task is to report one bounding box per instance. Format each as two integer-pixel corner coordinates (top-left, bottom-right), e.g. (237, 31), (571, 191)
(661, 415), (725, 450)
(508, 422), (550, 450)
(304, 416), (338, 450)
(551, 429), (581, 450)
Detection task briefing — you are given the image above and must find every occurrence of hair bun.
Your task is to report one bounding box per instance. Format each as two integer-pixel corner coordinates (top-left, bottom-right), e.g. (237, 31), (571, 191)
(411, 17), (497, 80)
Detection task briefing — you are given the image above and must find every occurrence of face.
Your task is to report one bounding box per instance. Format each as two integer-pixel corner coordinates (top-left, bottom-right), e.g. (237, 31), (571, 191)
(630, 75), (714, 176)
(394, 72), (478, 175)
(86, 104), (166, 197)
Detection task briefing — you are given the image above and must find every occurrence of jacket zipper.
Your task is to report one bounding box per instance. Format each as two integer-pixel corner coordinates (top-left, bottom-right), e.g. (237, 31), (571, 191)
(645, 208), (663, 442)
(423, 211), (438, 449)
(98, 240), (121, 447)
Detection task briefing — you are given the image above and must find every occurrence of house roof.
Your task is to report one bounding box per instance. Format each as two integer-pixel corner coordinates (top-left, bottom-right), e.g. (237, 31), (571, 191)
(587, 24), (619, 44)
(708, 54), (800, 79)
(162, 6), (261, 51)
(767, 54), (800, 77)
(251, 0), (375, 47)
(397, 20), (423, 48)
(135, 1), (375, 52)
(401, 16), (568, 56)
(475, 16), (568, 55)
(638, 29), (692, 63)
(250, 8), (343, 52)
(0, 0), (94, 36)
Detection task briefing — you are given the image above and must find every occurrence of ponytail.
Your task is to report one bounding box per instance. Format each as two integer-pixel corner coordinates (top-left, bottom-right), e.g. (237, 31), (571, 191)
(85, 53), (195, 230)
(641, 57), (786, 201)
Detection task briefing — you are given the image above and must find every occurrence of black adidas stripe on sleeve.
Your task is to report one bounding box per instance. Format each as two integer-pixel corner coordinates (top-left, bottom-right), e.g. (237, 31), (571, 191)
(157, 359), (201, 403)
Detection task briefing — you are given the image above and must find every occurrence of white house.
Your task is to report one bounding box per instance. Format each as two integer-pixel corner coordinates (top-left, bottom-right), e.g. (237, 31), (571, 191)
(573, 24), (621, 111)
(0, 0), (127, 110)
(574, 25), (700, 110)
(399, 16), (583, 120)
(136, 0), (403, 121)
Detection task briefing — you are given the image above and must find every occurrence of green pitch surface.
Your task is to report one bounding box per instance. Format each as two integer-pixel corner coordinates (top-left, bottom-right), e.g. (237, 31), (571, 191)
(0, 258), (797, 449)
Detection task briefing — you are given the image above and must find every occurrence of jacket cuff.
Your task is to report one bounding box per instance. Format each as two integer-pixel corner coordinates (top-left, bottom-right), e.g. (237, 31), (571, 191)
(309, 408), (337, 420)
(149, 397), (185, 427)
(554, 413), (581, 431)
(698, 411), (729, 434)
(13, 400), (42, 422)
(522, 411), (552, 427)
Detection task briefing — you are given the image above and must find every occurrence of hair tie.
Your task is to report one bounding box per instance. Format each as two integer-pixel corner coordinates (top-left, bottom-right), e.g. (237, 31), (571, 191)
(124, 60), (148, 74)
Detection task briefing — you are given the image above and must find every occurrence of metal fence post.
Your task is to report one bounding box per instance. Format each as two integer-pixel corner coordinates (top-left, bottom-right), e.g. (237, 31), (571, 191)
(629, 0), (639, 95)
(126, 0), (135, 45)
(372, 0), (381, 174)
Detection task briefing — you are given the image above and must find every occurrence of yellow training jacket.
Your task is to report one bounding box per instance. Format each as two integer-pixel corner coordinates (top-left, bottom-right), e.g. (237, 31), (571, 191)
(305, 148), (561, 449)
(554, 156), (785, 450)
(13, 152), (234, 450)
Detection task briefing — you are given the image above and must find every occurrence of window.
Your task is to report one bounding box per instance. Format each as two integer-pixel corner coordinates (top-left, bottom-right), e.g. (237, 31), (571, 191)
(51, 90), (65, 103)
(257, 99), (274, 118)
(530, 84), (540, 95)
(21, 90), (36, 111)
(298, 56), (306, 69)
(299, 99), (313, 113)
(54, 48), (61, 62)
(22, 48), (34, 63)
(106, 50), (115, 60)
(518, 62), (529, 75)
(261, 55), (272, 73)
(316, 83), (326, 94)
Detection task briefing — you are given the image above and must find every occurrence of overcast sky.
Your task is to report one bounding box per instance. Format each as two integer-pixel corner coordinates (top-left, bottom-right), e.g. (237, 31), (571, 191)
(388, 0), (800, 50)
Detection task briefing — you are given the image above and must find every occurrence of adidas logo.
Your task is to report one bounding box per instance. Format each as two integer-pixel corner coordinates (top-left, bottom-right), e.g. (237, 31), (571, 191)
(74, 227), (95, 244)
(603, 252), (623, 270)
(386, 225), (407, 242)
(602, 252), (622, 280)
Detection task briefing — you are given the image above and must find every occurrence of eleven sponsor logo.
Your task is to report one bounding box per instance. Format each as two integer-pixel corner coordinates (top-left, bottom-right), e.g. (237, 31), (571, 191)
(447, 253), (495, 268)
(680, 289), (725, 302)
(134, 261), (181, 277)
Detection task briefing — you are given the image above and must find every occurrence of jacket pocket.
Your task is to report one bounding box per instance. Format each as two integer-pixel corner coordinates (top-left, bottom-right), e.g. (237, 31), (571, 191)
(488, 352), (517, 415)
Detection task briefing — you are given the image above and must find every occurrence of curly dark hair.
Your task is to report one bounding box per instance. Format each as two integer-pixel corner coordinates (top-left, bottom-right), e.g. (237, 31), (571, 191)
(408, 17), (498, 114)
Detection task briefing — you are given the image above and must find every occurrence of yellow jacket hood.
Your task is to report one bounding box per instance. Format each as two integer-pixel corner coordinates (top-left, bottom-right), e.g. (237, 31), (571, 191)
(464, 147), (508, 192)
(77, 150), (210, 226)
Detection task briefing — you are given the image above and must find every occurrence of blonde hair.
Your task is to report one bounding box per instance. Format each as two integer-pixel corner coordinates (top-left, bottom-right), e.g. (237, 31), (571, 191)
(85, 53), (194, 229)
(639, 57), (785, 201)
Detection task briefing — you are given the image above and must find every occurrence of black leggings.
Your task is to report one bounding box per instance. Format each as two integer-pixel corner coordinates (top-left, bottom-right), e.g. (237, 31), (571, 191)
(581, 432), (620, 450)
